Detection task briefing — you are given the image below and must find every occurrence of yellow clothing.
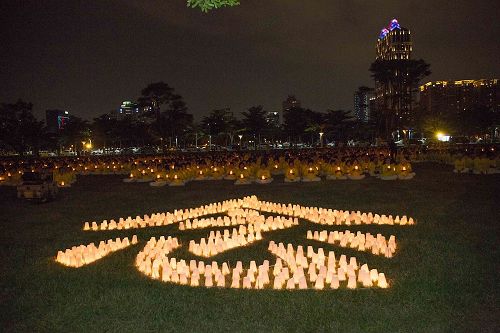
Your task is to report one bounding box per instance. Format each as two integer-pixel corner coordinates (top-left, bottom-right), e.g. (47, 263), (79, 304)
(285, 166), (300, 181)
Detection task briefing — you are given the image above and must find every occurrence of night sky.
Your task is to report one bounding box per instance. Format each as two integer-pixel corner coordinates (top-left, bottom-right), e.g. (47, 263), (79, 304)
(2, 0), (499, 121)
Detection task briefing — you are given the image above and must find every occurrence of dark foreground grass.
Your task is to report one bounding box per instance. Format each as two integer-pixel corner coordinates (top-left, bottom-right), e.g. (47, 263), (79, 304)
(0, 163), (498, 333)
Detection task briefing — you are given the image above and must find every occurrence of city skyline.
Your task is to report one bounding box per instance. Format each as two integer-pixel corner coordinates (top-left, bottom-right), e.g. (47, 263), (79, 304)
(2, 0), (499, 120)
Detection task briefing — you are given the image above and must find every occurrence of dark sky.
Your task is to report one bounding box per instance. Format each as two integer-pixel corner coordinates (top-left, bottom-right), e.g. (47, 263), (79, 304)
(2, 0), (499, 121)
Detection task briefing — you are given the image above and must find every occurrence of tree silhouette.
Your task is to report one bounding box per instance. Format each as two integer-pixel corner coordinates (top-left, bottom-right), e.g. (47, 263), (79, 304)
(242, 105), (268, 146)
(0, 99), (45, 155)
(201, 109), (238, 148)
(323, 110), (353, 143)
(139, 82), (174, 119)
(92, 114), (118, 149)
(370, 58), (431, 138)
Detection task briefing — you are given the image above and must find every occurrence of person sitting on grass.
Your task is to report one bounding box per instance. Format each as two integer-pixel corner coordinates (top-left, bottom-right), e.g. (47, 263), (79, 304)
(270, 156), (283, 176)
(235, 162), (252, 185)
(397, 157), (415, 180)
(380, 158), (398, 180)
(301, 160), (321, 182)
(150, 165), (168, 187)
(224, 163), (237, 180)
(195, 162), (208, 180)
(472, 154), (488, 175)
(284, 161), (300, 182)
(333, 158), (347, 180)
(211, 164), (225, 180)
(347, 159), (365, 180)
(453, 154), (469, 173)
(255, 159), (273, 184)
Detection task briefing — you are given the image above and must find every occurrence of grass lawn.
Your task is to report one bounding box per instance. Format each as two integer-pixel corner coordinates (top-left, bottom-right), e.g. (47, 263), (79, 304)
(0, 163), (498, 333)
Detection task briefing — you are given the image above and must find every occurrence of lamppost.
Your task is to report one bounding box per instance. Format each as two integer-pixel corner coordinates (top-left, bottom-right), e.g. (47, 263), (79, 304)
(238, 134), (243, 149)
(319, 132), (324, 148)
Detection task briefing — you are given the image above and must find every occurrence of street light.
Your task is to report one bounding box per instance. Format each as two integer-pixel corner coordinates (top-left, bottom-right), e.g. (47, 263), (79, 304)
(319, 132), (324, 148)
(238, 134), (243, 148)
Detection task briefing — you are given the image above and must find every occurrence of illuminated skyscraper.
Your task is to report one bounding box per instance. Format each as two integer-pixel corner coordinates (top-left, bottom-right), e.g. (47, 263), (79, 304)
(376, 19), (412, 60)
(354, 88), (375, 123)
(374, 19), (414, 130)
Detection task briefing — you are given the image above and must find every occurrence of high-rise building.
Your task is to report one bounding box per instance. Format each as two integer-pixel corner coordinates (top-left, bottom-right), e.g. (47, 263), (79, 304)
(265, 111), (280, 127)
(419, 79), (500, 115)
(376, 19), (412, 60)
(282, 95), (301, 112)
(117, 101), (140, 118)
(46, 109), (70, 133)
(354, 88), (375, 123)
(374, 19), (414, 129)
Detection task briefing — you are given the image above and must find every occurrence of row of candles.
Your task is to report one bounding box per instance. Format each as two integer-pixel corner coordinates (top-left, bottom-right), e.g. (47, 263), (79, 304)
(268, 241), (388, 289)
(307, 229), (397, 257)
(187, 214), (298, 257)
(240, 196), (415, 226)
(188, 229), (263, 257)
(135, 236), (388, 290)
(83, 199), (250, 231)
(83, 195), (415, 232)
(56, 235), (138, 267)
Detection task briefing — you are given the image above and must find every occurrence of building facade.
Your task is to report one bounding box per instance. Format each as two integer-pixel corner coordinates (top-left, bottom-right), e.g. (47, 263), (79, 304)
(419, 79), (500, 115)
(374, 19), (414, 129)
(282, 95), (301, 113)
(117, 101), (140, 118)
(354, 88), (375, 123)
(265, 111), (280, 127)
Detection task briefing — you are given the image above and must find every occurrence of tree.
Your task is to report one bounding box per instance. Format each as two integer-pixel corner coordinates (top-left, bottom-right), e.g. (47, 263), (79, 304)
(187, 0), (240, 12)
(454, 105), (499, 137)
(139, 82), (174, 119)
(283, 107), (308, 144)
(323, 109), (353, 143)
(283, 107), (323, 144)
(92, 114), (118, 148)
(241, 105), (268, 145)
(59, 116), (91, 153)
(0, 99), (45, 155)
(112, 116), (152, 148)
(370, 58), (431, 138)
(151, 94), (193, 149)
(201, 109), (238, 148)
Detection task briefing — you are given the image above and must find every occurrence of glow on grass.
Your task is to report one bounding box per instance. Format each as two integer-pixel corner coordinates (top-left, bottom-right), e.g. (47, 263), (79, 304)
(307, 229), (397, 257)
(72, 195), (412, 290)
(56, 235), (138, 268)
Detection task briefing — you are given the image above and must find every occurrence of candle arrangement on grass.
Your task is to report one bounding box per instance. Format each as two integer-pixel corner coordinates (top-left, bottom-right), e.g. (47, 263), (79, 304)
(56, 235), (138, 268)
(67, 195), (413, 290)
(306, 229), (397, 257)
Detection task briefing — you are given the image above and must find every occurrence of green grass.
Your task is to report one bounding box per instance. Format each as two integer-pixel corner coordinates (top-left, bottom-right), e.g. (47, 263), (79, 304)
(0, 163), (498, 332)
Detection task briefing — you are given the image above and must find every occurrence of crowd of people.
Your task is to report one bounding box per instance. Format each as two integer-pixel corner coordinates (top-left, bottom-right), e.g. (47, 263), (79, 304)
(0, 145), (498, 188)
(0, 147), (417, 187)
(422, 145), (499, 174)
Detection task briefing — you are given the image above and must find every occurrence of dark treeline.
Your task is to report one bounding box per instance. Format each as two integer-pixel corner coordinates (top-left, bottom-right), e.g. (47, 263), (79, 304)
(0, 81), (369, 156)
(1, 56), (498, 155)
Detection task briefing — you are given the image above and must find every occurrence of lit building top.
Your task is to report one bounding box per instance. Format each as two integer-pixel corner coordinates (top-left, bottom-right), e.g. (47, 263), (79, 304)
(419, 79), (499, 91)
(376, 18), (412, 60)
(378, 19), (401, 40)
(418, 79), (500, 115)
(119, 101), (139, 115)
